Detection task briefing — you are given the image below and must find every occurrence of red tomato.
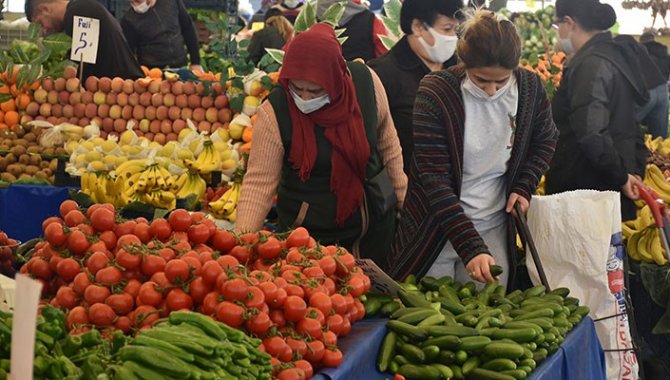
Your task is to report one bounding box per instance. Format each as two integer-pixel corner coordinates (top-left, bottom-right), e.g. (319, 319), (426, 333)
(294, 360), (313, 379)
(216, 255), (240, 269)
(270, 309), (286, 327)
(303, 266), (324, 279)
(66, 306), (89, 329)
(138, 281), (163, 306)
(229, 245), (252, 264)
(164, 259), (191, 284)
(188, 223), (211, 245)
(211, 230), (237, 253)
(286, 249), (306, 265)
(85, 251), (110, 275)
(322, 348), (343, 368)
(99, 231), (117, 250)
(318, 256), (337, 277)
(157, 247), (176, 262)
(165, 288), (193, 311)
(149, 218), (172, 241)
(105, 293), (134, 315)
(44, 223), (67, 247)
(297, 317), (322, 339)
(283, 296), (307, 323)
(198, 250), (215, 263)
(221, 278), (249, 301)
(201, 291), (222, 316)
(55, 286), (78, 309)
(327, 314), (345, 336)
(189, 276), (211, 304)
(263, 336), (287, 358)
(201, 260), (224, 286)
(84, 284), (111, 305)
(123, 279), (142, 299)
(277, 368), (306, 380)
(182, 256), (202, 276)
(215, 301), (245, 327)
(243, 286), (266, 309)
(309, 292), (333, 316)
(113, 221), (137, 237)
(133, 223), (152, 244)
(322, 330), (337, 346)
(114, 316), (132, 333)
(337, 253), (356, 275)
(246, 311), (272, 336)
(323, 277), (336, 296)
(64, 210), (86, 228)
(72, 272), (92, 295)
(59, 200), (79, 218)
(258, 281), (278, 304)
(29, 258), (53, 280)
(90, 208), (115, 232)
(95, 266), (123, 285)
(141, 255), (166, 277)
(56, 258), (80, 282)
(67, 230), (90, 256)
(131, 305), (159, 327)
(341, 316), (351, 336)
(116, 249), (141, 271)
(347, 276), (366, 298)
(286, 227), (310, 248)
(285, 285), (305, 298)
(304, 340), (325, 363)
(42, 216), (63, 232)
(256, 236), (282, 260)
(168, 209), (192, 232)
(286, 337), (308, 358)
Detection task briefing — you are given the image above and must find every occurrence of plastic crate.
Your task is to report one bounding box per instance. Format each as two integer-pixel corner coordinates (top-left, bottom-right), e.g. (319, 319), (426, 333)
(0, 26), (28, 50)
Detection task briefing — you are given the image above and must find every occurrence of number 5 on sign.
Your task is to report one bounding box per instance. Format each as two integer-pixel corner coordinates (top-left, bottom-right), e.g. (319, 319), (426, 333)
(70, 16), (100, 64)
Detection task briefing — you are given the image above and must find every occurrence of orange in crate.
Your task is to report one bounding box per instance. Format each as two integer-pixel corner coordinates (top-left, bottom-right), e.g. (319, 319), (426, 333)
(4, 111), (18, 127)
(0, 99), (16, 113)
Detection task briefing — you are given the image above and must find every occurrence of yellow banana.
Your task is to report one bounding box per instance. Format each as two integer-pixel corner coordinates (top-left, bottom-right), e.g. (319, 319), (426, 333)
(223, 208), (237, 223)
(221, 183), (240, 215)
(637, 228), (655, 263)
(115, 159), (148, 179)
(649, 229), (669, 265)
(627, 230), (642, 262)
(174, 172), (189, 192)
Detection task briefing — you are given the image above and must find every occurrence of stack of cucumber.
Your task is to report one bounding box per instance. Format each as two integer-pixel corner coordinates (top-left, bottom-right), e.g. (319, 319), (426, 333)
(376, 271), (589, 380)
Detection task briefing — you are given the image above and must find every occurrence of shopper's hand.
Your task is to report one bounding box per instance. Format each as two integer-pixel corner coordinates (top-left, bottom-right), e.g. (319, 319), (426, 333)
(465, 254), (496, 283)
(506, 192), (529, 216)
(622, 174), (644, 200)
(190, 64), (204, 73)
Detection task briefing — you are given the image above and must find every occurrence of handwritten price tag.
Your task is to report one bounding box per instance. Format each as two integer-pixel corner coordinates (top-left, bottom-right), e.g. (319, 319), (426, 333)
(355, 259), (402, 297)
(70, 16), (100, 64)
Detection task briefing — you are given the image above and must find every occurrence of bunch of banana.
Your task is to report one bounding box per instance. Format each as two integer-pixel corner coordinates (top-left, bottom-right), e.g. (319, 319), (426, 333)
(114, 159), (149, 180)
(627, 226), (669, 265)
(643, 164), (670, 204)
(176, 171), (207, 208)
(209, 182), (241, 222)
(80, 171), (116, 204)
(185, 140), (222, 175)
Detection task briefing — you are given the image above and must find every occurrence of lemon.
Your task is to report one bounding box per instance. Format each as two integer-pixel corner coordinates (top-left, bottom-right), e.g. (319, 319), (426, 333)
(101, 139), (118, 153)
(221, 159), (237, 170)
(85, 150), (103, 162)
(120, 130), (138, 145)
(176, 149), (194, 160)
(89, 160), (107, 172)
(65, 141), (79, 154)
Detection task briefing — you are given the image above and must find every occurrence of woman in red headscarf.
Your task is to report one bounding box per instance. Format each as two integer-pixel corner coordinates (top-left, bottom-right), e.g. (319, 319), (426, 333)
(236, 23), (407, 263)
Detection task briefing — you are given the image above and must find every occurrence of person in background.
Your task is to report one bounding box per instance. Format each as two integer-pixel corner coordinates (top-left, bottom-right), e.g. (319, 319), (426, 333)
(270, 0), (302, 24)
(121, 0), (202, 71)
(391, 10), (558, 287)
(25, 0), (144, 79)
(545, 0), (648, 222)
(236, 23), (407, 264)
(316, 0), (388, 62)
(247, 8), (294, 65)
(368, 0), (463, 174)
(252, 0), (275, 23)
(638, 32), (670, 138)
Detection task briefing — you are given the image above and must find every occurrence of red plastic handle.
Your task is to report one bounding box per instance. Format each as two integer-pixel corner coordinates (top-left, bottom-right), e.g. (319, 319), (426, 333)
(638, 186), (665, 228)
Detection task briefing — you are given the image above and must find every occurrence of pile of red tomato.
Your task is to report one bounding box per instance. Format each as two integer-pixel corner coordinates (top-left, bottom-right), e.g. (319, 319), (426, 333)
(21, 200), (371, 379)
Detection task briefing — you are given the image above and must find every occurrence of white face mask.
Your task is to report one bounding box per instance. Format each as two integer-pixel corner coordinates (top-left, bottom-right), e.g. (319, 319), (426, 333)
(283, 0), (300, 8)
(290, 90), (331, 114)
(132, 1), (151, 13)
(418, 25), (458, 64)
(462, 73), (515, 102)
(558, 37), (575, 54)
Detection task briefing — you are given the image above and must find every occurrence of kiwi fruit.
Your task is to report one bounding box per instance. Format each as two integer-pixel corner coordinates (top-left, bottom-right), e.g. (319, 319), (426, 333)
(42, 168), (52, 176)
(0, 172), (16, 182)
(14, 139), (28, 147)
(40, 160), (49, 169)
(49, 159), (58, 171)
(55, 147), (67, 155)
(24, 165), (39, 175)
(0, 157), (6, 171)
(11, 145), (26, 156)
(5, 153), (16, 164)
(34, 171), (48, 179)
(7, 164), (22, 177)
(26, 146), (40, 154)
(18, 173), (31, 180)
(18, 154), (30, 165)
(43, 147), (55, 155)
(29, 154), (41, 166)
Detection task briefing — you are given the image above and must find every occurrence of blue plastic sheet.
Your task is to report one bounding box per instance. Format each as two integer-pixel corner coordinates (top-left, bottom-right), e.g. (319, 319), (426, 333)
(314, 317), (605, 380)
(0, 185), (74, 242)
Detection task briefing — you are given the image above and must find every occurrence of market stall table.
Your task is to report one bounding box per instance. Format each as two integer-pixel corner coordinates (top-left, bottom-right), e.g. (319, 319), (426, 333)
(314, 316), (605, 380)
(0, 185), (74, 242)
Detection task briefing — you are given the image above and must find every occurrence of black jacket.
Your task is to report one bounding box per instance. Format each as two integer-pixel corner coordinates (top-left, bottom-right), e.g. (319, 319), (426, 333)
(368, 36), (456, 173)
(247, 26), (285, 65)
(546, 32), (649, 220)
(643, 40), (670, 80)
(64, 0), (143, 79)
(121, 0), (200, 68)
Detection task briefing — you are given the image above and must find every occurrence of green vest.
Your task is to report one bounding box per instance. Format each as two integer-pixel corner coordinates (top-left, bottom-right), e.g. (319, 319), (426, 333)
(268, 61), (394, 258)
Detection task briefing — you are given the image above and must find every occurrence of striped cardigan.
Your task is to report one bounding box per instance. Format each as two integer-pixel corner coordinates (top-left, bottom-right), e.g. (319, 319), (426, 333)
(389, 67), (558, 282)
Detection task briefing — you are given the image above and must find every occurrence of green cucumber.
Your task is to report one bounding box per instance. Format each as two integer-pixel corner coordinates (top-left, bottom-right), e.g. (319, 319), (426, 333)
(490, 265), (504, 276)
(437, 350), (456, 365)
(482, 358), (517, 371)
(399, 290), (433, 309)
(364, 297), (383, 316)
(450, 365), (464, 379)
(391, 307), (425, 319)
(422, 345), (440, 362)
(398, 343), (425, 363)
(397, 364), (441, 380)
(398, 309), (440, 325)
(492, 328), (538, 343)
(425, 325), (479, 338)
(432, 363), (454, 379)
(514, 308), (555, 320)
(521, 318), (553, 331)
(524, 285), (546, 298)
(380, 301), (402, 316)
(462, 356), (480, 375)
(573, 305), (590, 318)
(394, 355), (410, 366)
(417, 313), (446, 327)
(421, 335), (462, 350)
(377, 331), (396, 372)
(479, 328), (500, 338)
(501, 369), (529, 380)
(533, 348), (548, 362)
(386, 320), (428, 341)
(459, 336), (492, 351)
(518, 365), (533, 374)
(467, 368), (516, 380)
(483, 342), (526, 360)
(520, 358), (536, 370)
(438, 285), (461, 304)
(503, 321), (543, 336)
(436, 297), (466, 315)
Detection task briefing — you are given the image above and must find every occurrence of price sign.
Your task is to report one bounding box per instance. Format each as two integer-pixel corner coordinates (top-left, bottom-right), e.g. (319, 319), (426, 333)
(355, 259), (402, 297)
(10, 274), (43, 380)
(70, 16), (100, 64)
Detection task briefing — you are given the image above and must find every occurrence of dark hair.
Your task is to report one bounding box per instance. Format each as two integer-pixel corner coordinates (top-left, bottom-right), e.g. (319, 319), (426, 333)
(264, 7), (283, 21)
(457, 10), (521, 69)
(400, 0), (464, 35)
(556, 0), (616, 31)
(25, 0), (54, 21)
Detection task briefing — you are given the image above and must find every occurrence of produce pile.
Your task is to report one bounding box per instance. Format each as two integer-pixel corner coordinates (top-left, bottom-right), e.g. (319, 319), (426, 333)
(503, 6), (557, 61)
(17, 200), (370, 379)
(520, 52), (564, 98)
(0, 305), (272, 379)
(371, 274), (589, 380)
(0, 121), (64, 184)
(0, 231), (19, 278)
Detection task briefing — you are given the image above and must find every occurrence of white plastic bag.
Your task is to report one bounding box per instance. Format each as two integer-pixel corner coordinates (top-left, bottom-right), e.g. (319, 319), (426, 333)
(526, 190), (639, 380)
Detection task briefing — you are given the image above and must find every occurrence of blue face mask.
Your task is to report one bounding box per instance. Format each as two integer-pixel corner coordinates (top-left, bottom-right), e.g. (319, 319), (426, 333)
(290, 90), (331, 114)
